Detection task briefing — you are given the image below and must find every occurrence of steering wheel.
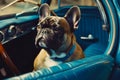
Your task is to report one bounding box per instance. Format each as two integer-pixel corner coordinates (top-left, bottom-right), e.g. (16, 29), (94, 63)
(0, 42), (20, 75)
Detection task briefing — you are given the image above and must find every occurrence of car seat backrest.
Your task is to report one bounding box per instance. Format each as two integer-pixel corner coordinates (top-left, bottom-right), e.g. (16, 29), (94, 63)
(74, 7), (109, 49)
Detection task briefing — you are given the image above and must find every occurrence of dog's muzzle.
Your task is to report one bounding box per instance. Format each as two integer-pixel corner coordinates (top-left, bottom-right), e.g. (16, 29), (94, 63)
(35, 37), (47, 48)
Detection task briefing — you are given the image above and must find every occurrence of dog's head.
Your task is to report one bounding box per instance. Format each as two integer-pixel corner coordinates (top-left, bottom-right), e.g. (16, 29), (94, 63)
(35, 4), (81, 51)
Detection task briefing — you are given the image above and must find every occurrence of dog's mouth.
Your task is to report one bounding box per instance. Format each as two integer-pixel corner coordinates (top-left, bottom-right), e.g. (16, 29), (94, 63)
(38, 42), (47, 48)
(35, 38), (47, 48)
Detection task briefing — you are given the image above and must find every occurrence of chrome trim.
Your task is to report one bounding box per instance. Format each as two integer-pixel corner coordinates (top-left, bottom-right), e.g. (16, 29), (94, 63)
(96, 0), (108, 25)
(104, 0), (116, 55)
(95, 0), (116, 55)
(8, 25), (16, 36)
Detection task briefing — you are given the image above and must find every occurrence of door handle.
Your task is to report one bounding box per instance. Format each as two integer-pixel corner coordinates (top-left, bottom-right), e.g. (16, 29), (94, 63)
(80, 34), (98, 42)
(81, 34), (94, 40)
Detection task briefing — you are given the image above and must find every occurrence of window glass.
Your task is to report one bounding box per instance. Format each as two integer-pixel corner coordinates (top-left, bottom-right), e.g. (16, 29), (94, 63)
(0, 0), (96, 16)
(0, 0), (40, 16)
(60, 0), (96, 6)
(50, 0), (96, 9)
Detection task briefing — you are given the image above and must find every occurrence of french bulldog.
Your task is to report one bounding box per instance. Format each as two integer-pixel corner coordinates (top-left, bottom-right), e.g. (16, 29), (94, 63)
(34, 3), (84, 70)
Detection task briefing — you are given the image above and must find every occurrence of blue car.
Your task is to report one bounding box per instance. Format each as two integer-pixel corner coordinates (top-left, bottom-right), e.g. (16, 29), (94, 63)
(0, 0), (119, 80)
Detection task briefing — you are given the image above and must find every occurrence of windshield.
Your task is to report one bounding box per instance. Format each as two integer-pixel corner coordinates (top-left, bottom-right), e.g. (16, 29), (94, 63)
(0, 0), (40, 16)
(0, 0), (96, 16)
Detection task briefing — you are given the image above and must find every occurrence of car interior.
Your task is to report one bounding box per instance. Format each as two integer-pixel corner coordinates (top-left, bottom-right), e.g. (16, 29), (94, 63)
(0, 0), (119, 80)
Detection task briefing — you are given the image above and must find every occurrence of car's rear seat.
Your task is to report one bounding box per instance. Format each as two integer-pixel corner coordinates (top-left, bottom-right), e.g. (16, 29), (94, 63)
(55, 6), (109, 57)
(73, 6), (108, 57)
(84, 42), (107, 57)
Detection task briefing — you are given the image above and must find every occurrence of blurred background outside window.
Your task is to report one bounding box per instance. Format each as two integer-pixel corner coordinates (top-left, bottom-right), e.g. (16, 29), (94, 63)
(0, 0), (96, 16)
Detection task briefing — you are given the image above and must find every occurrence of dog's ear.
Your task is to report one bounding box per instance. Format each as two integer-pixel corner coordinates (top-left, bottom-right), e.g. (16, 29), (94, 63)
(38, 3), (50, 20)
(64, 6), (81, 32)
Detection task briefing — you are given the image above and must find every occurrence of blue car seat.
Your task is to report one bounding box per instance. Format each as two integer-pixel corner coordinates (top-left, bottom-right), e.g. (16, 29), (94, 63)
(6, 55), (113, 80)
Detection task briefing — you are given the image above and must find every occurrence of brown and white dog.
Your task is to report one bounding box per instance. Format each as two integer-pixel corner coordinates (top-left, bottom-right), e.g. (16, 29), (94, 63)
(33, 4), (84, 70)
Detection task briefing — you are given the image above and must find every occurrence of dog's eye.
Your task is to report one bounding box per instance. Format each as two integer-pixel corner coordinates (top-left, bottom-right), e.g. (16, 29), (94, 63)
(37, 25), (41, 31)
(37, 22), (41, 26)
(53, 27), (59, 31)
(52, 24), (60, 31)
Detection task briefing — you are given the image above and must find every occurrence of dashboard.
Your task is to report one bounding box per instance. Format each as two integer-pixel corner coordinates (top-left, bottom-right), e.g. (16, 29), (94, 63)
(0, 14), (39, 44)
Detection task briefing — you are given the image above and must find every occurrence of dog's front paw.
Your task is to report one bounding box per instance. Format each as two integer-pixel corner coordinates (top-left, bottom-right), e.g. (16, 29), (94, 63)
(33, 49), (49, 70)
(44, 57), (58, 67)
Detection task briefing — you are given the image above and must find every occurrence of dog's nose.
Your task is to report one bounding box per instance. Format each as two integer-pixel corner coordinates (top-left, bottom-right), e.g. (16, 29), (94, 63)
(38, 37), (43, 41)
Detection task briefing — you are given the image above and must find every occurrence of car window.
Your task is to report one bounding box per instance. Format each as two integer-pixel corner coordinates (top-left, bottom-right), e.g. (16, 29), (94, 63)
(0, 0), (40, 16)
(50, 0), (96, 9)
(0, 0), (96, 16)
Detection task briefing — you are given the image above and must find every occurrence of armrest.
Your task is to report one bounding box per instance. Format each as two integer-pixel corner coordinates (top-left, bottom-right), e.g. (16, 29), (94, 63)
(6, 55), (113, 80)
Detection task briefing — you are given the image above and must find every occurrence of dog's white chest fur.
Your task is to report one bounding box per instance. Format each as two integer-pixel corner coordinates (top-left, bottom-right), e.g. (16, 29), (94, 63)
(34, 49), (66, 70)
